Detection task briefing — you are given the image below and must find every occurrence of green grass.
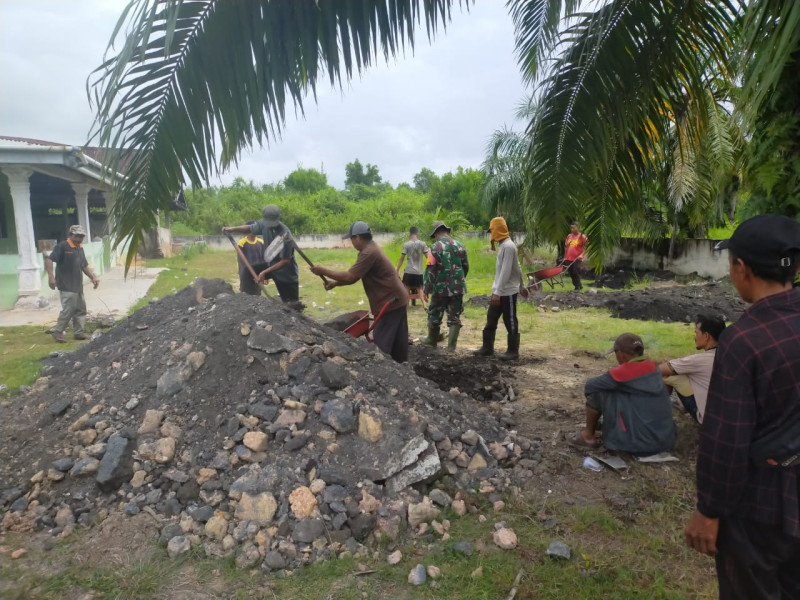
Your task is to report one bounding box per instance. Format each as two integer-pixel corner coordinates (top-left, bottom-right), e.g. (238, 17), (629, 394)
(0, 245), (698, 394)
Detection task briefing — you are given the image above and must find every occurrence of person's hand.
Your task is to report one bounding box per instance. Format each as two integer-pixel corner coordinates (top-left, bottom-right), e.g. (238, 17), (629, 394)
(221, 226), (230, 233)
(323, 280), (336, 291)
(491, 294), (501, 306)
(520, 287), (529, 299)
(309, 265), (323, 276)
(48, 276), (56, 290)
(92, 278), (100, 289)
(256, 271), (266, 284)
(684, 509), (719, 556)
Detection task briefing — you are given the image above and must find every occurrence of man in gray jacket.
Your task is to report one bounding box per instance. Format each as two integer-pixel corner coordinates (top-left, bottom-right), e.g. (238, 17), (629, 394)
(570, 332), (676, 454)
(474, 217), (529, 359)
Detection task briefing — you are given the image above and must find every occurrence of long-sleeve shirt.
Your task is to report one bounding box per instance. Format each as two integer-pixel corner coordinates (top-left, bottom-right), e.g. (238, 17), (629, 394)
(696, 288), (800, 538)
(491, 238), (525, 296)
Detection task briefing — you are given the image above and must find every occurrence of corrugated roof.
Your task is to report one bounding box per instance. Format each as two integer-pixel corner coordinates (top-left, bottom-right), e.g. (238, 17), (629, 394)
(0, 135), (70, 148)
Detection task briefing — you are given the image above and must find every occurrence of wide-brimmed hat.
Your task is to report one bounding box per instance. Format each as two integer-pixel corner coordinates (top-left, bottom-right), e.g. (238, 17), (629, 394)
(261, 205), (281, 227)
(69, 224), (86, 236)
(430, 221), (450, 238)
(342, 221), (372, 240)
(715, 214), (800, 269)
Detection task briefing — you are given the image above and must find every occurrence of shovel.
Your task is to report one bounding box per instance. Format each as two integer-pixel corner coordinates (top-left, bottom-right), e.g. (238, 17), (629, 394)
(223, 231), (271, 298)
(284, 233), (330, 286)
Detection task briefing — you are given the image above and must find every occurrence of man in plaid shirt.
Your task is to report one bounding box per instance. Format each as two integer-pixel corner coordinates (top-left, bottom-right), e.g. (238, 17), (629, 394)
(684, 214), (800, 599)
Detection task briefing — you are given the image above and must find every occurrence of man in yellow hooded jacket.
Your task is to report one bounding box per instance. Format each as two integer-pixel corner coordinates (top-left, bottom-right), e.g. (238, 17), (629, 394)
(474, 217), (529, 360)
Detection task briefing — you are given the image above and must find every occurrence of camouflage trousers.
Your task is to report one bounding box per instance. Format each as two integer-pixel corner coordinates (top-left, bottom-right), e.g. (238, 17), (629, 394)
(427, 294), (464, 328)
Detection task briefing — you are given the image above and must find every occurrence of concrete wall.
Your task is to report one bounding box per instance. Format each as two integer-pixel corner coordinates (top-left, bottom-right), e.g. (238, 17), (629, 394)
(607, 238), (729, 279)
(174, 232), (402, 252)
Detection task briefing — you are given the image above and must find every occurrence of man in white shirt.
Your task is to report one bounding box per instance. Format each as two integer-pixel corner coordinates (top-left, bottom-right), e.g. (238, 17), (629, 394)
(659, 314), (726, 423)
(474, 217), (529, 360)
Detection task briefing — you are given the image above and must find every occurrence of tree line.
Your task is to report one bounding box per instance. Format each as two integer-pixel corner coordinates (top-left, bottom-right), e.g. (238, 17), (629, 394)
(172, 162), (485, 236)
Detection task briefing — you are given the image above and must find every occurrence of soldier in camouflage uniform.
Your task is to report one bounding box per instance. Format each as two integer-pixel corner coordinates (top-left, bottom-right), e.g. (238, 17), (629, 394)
(420, 221), (469, 351)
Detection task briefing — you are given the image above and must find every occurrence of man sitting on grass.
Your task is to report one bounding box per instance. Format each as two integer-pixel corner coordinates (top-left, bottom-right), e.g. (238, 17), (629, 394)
(571, 333), (676, 454)
(659, 314), (726, 424)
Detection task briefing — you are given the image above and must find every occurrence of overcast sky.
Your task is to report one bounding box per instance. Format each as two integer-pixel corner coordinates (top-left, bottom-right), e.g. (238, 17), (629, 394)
(0, 1), (529, 189)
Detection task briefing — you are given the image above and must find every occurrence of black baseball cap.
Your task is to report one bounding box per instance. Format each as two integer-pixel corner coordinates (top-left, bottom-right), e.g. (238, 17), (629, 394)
(715, 214), (800, 268)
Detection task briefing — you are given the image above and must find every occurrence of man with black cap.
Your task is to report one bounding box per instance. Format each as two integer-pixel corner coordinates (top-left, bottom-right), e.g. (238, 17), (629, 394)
(685, 214), (800, 600)
(420, 221), (469, 352)
(44, 224), (100, 342)
(570, 332), (675, 454)
(310, 221), (410, 363)
(396, 226), (429, 309)
(222, 205), (299, 304)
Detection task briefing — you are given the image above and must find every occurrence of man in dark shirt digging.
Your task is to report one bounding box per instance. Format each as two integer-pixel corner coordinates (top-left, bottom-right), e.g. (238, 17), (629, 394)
(685, 214), (800, 600)
(310, 221), (409, 363)
(44, 224), (100, 342)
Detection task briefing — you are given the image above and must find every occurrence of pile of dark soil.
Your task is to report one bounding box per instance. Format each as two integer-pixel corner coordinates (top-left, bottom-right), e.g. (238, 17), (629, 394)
(0, 279), (540, 571)
(468, 282), (745, 323)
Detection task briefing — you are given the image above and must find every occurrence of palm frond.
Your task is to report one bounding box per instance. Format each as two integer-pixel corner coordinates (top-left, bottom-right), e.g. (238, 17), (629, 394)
(89, 0), (461, 268)
(521, 0), (738, 258)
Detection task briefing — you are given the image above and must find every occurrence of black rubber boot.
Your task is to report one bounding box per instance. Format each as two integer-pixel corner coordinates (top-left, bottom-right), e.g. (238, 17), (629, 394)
(473, 329), (496, 356)
(446, 324), (461, 353)
(498, 333), (520, 361)
(419, 324), (440, 347)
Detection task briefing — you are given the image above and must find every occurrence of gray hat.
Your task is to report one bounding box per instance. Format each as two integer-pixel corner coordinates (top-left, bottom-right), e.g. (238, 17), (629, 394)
(715, 214), (800, 268)
(69, 224), (86, 236)
(342, 221), (372, 240)
(430, 221), (450, 238)
(261, 204), (281, 227)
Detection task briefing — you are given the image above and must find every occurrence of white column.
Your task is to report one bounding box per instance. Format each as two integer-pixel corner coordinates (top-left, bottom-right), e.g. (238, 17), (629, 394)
(3, 166), (46, 309)
(72, 183), (92, 240)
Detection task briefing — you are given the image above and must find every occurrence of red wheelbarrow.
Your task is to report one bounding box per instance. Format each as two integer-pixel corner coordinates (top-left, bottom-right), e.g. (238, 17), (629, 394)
(526, 261), (568, 292)
(343, 299), (394, 342)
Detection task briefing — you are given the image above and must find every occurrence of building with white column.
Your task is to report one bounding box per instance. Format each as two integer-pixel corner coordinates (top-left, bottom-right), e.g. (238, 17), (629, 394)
(0, 136), (126, 309)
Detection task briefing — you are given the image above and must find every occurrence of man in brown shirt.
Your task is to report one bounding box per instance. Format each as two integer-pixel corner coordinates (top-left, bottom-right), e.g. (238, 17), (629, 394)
(311, 221), (410, 362)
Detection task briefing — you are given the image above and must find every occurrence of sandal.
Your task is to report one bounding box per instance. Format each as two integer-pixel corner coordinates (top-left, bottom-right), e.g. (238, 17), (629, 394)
(568, 432), (600, 450)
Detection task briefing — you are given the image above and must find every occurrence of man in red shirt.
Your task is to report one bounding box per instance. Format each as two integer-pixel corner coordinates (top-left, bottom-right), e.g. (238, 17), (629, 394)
(564, 221), (588, 291)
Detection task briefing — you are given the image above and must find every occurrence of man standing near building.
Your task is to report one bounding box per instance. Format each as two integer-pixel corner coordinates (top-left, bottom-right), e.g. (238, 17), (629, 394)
(44, 225), (100, 343)
(222, 205), (299, 304)
(684, 214), (800, 599)
(236, 221), (264, 296)
(564, 221), (588, 291)
(420, 221), (469, 352)
(396, 226), (429, 309)
(659, 314), (726, 423)
(474, 217), (529, 360)
(310, 221), (409, 363)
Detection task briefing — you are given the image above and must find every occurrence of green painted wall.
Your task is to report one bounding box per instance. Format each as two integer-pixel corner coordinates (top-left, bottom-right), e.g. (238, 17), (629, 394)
(0, 241), (108, 309)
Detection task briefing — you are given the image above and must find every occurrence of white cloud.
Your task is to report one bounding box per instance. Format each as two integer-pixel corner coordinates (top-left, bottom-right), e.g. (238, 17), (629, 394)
(0, 1), (528, 188)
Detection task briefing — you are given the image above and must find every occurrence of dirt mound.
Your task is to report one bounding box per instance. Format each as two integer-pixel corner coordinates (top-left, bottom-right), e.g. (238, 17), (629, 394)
(0, 279), (540, 571)
(468, 282), (745, 323)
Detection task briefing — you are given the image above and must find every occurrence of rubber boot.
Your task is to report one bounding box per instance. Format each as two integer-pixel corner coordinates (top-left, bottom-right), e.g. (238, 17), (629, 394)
(498, 333), (520, 361)
(419, 324), (440, 347)
(473, 329), (495, 356)
(446, 324), (461, 353)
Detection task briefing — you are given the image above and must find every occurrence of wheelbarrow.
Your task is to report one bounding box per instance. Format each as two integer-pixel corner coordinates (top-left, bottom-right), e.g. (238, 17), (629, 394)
(343, 299), (394, 342)
(526, 261), (568, 292)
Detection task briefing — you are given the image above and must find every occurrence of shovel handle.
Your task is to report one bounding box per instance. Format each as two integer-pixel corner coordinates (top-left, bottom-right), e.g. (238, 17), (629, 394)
(224, 231), (270, 298)
(287, 235), (329, 285)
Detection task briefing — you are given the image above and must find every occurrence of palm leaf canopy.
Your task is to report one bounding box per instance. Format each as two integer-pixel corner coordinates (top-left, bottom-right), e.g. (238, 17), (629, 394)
(515, 0), (739, 259)
(90, 0), (468, 267)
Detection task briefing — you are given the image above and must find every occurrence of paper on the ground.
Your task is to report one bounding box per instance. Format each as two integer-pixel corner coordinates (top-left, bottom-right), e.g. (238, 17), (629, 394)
(637, 452), (679, 463)
(595, 455), (629, 471)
